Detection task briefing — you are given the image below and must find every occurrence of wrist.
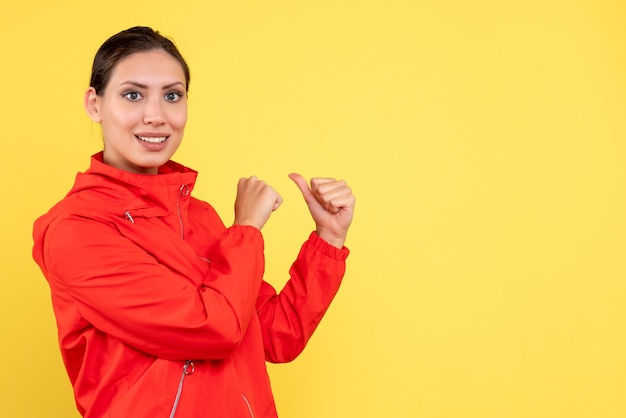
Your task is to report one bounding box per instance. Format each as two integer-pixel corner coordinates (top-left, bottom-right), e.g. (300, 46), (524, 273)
(233, 216), (262, 230)
(316, 229), (346, 249)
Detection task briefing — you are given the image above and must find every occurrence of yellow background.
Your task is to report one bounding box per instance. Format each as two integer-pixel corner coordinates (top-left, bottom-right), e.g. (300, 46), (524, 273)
(1, 1), (625, 417)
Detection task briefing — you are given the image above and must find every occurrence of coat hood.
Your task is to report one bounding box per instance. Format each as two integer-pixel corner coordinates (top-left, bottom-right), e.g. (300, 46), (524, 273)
(33, 152), (199, 271)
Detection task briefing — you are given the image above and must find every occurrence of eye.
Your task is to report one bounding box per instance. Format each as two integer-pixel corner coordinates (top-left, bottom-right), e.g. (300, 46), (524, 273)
(122, 91), (142, 101)
(165, 91), (183, 102)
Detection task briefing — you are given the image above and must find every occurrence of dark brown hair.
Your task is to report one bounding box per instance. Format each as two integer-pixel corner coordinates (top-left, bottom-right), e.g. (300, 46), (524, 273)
(90, 26), (190, 95)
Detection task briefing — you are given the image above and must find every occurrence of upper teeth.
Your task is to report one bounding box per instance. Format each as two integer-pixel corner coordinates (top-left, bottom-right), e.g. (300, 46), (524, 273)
(138, 136), (167, 143)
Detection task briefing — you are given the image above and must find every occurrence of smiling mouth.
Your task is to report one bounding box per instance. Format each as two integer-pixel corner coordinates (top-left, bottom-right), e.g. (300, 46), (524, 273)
(137, 135), (168, 143)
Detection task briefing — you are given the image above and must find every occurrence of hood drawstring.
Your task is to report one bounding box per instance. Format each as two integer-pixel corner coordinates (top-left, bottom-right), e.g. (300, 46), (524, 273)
(123, 211), (135, 224)
(124, 184), (189, 229)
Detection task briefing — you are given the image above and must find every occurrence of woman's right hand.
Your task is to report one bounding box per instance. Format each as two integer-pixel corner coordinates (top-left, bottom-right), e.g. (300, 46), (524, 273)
(233, 176), (283, 230)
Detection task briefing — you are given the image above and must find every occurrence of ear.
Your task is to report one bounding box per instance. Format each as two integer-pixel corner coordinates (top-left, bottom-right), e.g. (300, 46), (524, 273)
(84, 87), (103, 122)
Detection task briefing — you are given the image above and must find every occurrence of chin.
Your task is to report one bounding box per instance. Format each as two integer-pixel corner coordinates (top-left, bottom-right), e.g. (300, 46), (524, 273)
(132, 156), (171, 173)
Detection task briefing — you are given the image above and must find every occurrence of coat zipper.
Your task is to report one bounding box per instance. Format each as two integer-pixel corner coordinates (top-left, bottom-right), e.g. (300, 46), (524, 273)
(169, 360), (195, 418)
(242, 393), (255, 418)
(126, 185), (200, 417)
(177, 184), (190, 239)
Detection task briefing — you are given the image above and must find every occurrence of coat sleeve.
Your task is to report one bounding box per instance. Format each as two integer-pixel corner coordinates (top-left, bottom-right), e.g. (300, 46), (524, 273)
(255, 232), (349, 363)
(37, 215), (264, 361)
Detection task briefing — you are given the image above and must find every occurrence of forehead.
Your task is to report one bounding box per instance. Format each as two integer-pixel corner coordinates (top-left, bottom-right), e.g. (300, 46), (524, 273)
(109, 49), (186, 86)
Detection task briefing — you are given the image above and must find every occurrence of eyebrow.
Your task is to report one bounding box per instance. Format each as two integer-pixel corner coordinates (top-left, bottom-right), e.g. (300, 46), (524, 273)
(118, 81), (185, 90)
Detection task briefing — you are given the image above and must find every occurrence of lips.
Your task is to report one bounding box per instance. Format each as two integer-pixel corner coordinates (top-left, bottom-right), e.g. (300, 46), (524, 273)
(136, 135), (168, 143)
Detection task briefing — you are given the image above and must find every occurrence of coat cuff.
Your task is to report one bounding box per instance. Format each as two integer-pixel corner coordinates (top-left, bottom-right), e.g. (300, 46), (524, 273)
(308, 231), (350, 261)
(225, 224), (265, 246)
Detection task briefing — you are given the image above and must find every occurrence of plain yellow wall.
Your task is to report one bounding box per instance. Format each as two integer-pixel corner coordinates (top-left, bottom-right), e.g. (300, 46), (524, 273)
(1, 1), (625, 417)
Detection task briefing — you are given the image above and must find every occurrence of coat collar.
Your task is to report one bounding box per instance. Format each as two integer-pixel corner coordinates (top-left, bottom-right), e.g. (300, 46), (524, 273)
(67, 152), (199, 218)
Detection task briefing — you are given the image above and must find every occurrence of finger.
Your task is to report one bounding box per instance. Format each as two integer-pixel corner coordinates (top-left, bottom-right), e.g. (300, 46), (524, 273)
(313, 182), (353, 211)
(310, 177), (340, 191)
(310, 178), (347, 197)
(325, 191), (356, 214)
(322, 192), (352, 214)
(288, 173), (315, 204)
(273, 194), (283, 211)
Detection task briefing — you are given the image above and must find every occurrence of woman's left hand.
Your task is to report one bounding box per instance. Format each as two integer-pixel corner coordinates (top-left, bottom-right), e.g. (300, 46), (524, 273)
(289, 173), (355, 248)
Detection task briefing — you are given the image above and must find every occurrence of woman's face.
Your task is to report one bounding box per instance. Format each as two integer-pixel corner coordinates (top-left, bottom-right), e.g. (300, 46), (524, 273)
(84, 49), (188, 174)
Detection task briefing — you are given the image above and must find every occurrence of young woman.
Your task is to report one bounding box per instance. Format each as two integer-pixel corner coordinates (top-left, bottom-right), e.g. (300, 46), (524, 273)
(32, 26), (354, 418)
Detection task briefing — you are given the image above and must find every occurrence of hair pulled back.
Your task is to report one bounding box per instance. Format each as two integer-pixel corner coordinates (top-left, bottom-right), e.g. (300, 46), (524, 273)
(90, 26), (190, 95)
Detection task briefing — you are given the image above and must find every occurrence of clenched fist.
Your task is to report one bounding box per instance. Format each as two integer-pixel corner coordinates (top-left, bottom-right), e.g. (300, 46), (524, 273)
(233, 176), (283, 230)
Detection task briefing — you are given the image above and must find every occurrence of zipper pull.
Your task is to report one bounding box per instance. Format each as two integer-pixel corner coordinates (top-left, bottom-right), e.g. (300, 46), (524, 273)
(169, 361), (195, 418)
(183, 360), (195, 375)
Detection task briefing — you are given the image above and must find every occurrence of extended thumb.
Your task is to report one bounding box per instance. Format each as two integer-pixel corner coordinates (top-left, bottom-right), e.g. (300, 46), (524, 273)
(288, 173), (314, 202)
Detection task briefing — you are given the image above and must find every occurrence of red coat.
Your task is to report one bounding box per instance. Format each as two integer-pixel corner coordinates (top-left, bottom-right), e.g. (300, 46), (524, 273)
(32, 153), (348, 417)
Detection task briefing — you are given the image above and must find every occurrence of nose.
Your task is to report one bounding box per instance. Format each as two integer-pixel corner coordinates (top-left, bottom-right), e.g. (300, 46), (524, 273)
(143, 97), (166, 125)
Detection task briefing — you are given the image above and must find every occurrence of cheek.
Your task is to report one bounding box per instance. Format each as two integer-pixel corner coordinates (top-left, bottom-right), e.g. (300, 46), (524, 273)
(170, 109), (188, 131)
(103, 106), (140, 131)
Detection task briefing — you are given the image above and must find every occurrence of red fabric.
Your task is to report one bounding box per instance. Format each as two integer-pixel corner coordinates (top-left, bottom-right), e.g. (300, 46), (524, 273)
(32, 152), (348, 418)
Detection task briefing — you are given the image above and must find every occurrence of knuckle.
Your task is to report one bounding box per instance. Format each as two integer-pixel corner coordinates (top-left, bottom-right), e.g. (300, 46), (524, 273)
(320, 195), (332, 205)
